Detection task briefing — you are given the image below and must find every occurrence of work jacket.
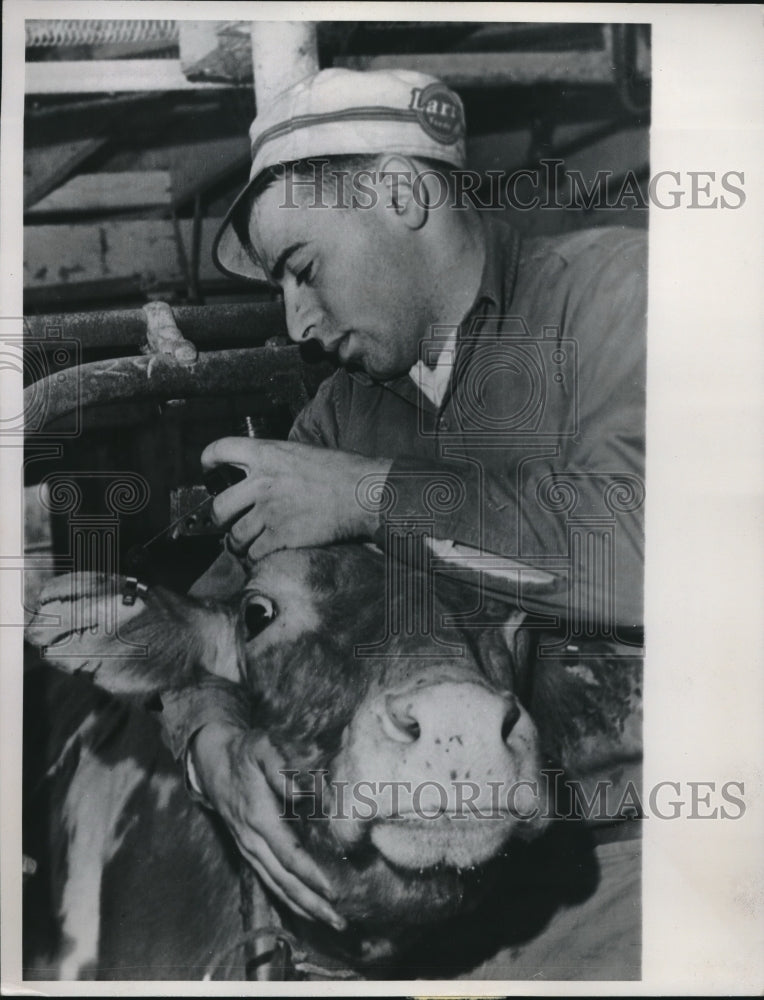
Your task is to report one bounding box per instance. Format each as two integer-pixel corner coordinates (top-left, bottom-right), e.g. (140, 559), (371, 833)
(291, 216), (646, 631)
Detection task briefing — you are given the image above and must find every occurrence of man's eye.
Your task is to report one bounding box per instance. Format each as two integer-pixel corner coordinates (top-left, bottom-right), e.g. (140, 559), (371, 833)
(296, 262), (314, 286)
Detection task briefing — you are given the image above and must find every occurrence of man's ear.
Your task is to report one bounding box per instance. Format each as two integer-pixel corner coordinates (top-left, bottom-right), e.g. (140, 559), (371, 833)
(375, 154), (427, 231)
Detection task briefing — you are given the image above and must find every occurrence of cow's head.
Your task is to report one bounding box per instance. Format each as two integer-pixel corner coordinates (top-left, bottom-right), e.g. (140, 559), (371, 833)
(26, 545), (550, 943)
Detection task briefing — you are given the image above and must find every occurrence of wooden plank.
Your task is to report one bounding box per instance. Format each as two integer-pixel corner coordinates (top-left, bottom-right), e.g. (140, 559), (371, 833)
(168, 137), (250, 205)
(467, 130), (534, 174)
(26, 171), (173, 215)
(560, 126), (649, 190)
(24, 138), (109, 209)
(25, 59), (242, 94)
(96, 136), (251, 206)
(24, 218), (223, 290)
(468, 123), (645, 179)
(24, 93), (174, 151)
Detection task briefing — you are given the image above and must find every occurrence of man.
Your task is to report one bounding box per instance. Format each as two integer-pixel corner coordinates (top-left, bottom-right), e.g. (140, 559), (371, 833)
(160, 67), (646, 940)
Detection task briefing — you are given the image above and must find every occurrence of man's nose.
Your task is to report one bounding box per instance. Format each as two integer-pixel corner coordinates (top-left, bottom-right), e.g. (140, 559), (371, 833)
(284, 286), (319, 344)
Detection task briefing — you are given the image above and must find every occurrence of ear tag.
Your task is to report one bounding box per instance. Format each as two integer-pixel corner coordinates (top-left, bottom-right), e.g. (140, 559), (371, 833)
(122, 577), (149, 607)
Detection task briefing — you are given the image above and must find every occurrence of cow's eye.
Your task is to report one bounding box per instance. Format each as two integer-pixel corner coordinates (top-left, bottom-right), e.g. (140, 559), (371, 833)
(243, 596), (276, 641)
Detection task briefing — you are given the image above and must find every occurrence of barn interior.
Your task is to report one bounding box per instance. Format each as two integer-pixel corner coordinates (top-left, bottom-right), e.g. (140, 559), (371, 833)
(23, 17), (650, 597)
(21, 17), (650, 981)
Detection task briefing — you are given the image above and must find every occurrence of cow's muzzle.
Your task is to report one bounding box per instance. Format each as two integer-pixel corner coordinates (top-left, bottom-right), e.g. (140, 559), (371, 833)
(329, 677), (548, 870)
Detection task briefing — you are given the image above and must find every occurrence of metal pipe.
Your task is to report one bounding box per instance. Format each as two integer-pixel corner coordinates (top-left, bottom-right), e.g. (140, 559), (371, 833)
(24, 346), (308, 427)
(334, 49), (647, 87)
(250, 22), (318, 108)
(24, 302), (287, 352)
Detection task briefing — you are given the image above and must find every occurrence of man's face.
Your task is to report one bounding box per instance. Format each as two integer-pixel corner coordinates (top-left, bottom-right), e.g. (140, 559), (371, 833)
(250, 175), (430, 381)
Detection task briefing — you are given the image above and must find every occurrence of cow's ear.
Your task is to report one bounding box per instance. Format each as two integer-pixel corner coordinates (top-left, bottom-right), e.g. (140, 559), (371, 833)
(25, 572), (239, 698)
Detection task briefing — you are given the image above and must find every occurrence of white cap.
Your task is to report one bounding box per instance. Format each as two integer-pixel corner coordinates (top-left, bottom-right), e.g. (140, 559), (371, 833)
(212, 67), (466, 282)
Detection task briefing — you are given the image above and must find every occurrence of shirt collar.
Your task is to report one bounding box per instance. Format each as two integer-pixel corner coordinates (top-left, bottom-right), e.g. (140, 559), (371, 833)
(409, 325), (459, 407)
(465, 213), (521, 320)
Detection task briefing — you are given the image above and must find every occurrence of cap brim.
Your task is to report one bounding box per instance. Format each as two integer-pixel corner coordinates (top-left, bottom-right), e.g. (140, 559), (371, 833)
(211, 176), (270, 284)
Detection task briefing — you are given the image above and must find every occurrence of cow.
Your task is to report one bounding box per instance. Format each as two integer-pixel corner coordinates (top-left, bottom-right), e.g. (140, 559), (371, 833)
(23, 543), (642, 980)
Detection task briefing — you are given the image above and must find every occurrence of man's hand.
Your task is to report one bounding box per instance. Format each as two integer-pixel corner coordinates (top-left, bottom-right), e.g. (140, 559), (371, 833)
(201, 438), (392, 564)
(190, 722), (346, 931)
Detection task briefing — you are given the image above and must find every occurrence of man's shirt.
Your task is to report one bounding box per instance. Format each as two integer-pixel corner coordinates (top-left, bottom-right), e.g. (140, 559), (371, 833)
(409, 325), (458, 408)
(290, 216), (646, 630)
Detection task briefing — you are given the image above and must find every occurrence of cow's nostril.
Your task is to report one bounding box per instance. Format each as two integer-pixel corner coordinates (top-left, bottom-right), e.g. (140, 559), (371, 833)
(382, 695), (421, 744)
(501, 699), (522, 743)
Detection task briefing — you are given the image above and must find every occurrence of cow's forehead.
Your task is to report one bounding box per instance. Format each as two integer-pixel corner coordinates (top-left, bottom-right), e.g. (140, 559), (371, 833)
(246, 548), (315, 588)
(245, 546), (385, 607)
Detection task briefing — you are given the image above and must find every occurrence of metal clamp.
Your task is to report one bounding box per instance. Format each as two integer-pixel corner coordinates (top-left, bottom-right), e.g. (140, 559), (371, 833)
(142, 300), (198, 365)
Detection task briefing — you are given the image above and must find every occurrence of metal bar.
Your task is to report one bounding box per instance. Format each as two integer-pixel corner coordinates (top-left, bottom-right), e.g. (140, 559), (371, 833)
(25, 92), (163, 121)
(334, 50), (639, 87)
(24, 302), (286, 351)
(24, 346), (306, 427)
(25, 59), (242, 94)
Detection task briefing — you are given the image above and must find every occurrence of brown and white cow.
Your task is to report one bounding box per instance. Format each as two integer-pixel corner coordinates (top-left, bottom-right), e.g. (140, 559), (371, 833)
(24, 544), (642, 980)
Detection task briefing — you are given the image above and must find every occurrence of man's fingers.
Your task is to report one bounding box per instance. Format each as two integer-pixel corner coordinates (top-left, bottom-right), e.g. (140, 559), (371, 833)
(201, 436), (263, 473)
(246, 531), (280, 565)
(246, 857), (318, 925)
(241, 835), (345, 930)
(267, 831), (338, 904)
(193, 731), (343, 926)
(226, 508), (266, 555)
(251, 735), (294, 796)
(210, 476), (258, 527)
(253, 809), (337, 903)
(232, 748), (338, 904)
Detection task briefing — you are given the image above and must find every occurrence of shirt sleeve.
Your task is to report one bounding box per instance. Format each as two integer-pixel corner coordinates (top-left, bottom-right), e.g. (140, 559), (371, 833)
(288, 370), (344, 446)
(381, 232), (646, 629)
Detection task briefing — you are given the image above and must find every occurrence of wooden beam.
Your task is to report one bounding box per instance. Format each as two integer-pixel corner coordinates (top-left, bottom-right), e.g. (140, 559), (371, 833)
(24, 138), (109, 209)
(25, 171), (172, 215)
(167, 138), (250, 206)
(25, 59), (243, 94)
(561, 126), (649, 185)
